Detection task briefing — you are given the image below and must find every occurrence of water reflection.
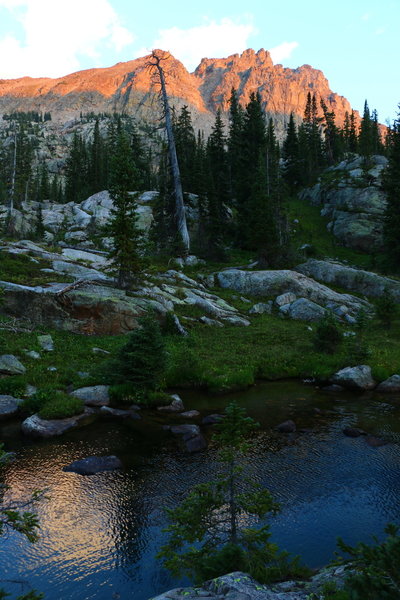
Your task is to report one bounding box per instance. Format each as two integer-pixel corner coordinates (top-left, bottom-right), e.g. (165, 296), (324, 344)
(0, 382), (399, 599)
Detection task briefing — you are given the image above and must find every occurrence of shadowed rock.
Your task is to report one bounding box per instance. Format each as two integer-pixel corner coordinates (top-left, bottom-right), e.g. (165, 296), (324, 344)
(63, 455), (122, 475)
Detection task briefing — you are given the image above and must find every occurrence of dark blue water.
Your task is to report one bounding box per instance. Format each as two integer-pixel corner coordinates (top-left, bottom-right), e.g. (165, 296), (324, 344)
(1, 381), (400, 599)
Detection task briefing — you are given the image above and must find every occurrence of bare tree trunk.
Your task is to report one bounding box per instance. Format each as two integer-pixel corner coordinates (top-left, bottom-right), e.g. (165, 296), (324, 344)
(149, 50), (190, 256)
(9, 126), (17, 214)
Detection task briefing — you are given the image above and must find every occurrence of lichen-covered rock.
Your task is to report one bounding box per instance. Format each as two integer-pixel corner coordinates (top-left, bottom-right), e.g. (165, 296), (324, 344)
(215, 269), (370, 316)
(331, 365), (376, 391)
(150, 566), (350, 599)
(157, 394), (185, 413)
(296, 259), (400, 301)
(299, 155), (388, 251)
(288, 298), (326, 321)
(249, 302), (273, 315)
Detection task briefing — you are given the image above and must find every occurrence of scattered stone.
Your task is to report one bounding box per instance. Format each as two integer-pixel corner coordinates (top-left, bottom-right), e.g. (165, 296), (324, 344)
(77, 371), (89, 378)
(63, 455), (122, 475)
(240, 296), (251, 303)
(199, 316), (224, 327)
(92, 347), (111, 355)
(24, 350), (41, 360)
(202, 414), (224, 425)
(185, 434), (207, 453)
(275, 292), (296, 306)
(0, 395), (22, 420)
(365, 435), (388, 448)
(170, 424), (200, 436)
(376, 375), (400, 393)
(276, 420), (296, 433)
(37, 334), (54, 352)
(0, 354), (26, 375)
(157, 394), (185, 413)
(70, 385), (110, 407)
(25, 384), (37, 397)
(248, 302), (273, 315)
(47, 366), (57, 372)
(343, 427), (366, 437)
(179, 410), (201, 418)
(221, 315), (251, 326)
(170, 313), (188, 336)
(288, 298), (327, 321)
(331, 365), (376, 391)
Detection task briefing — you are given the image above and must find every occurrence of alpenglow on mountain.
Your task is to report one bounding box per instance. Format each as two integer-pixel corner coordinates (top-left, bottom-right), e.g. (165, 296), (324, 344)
(0, 48), (356, 133)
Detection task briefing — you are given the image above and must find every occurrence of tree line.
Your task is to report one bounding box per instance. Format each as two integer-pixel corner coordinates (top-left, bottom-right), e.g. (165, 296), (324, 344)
(1, 93), (399, 279)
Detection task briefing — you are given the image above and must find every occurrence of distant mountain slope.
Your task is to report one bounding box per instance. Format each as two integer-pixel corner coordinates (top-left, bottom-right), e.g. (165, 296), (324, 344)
(0, 48), (357, 134)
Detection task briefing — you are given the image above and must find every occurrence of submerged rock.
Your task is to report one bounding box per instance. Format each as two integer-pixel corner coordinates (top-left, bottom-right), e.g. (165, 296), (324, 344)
(343, 427), (366, 438)
(276, 420), (296, 433)
(63, 455), (122, 475)
(365, 435), (388, 448)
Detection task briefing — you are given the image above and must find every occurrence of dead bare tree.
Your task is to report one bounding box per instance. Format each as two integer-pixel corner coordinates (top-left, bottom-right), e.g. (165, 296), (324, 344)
(147, 50), (190, 256)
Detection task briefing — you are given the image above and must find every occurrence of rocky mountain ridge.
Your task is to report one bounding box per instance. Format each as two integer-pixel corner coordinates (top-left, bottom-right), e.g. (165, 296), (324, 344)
(0, 48), (357, 135)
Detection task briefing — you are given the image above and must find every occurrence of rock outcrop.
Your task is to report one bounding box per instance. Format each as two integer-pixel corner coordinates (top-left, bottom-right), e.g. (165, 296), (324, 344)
(296, 259), (400, 301)
(215, 268), (371, 319)
(299, 155), (388, 251)
(150, 567), (350, 600)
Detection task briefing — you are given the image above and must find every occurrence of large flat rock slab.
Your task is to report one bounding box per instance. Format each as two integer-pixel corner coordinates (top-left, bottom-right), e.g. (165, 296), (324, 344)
(0, 280), (166, 335)
(21, 409), (93, 438)
(215, 269), (370, 315)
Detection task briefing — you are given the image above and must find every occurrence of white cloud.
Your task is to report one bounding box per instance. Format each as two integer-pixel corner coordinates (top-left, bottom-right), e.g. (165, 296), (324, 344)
(139, 17), (257, 72)
(375, 27), (385, 35)
(269, 41), (299, 64)
(361, 13), (370, 21)
(0, 0), (134, 78)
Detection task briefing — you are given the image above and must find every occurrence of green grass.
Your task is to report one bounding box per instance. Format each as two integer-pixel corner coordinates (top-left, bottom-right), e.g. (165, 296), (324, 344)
(0, 250), (72, 285)
(287, 196), (378, 270)
(1, 307), (400, 399)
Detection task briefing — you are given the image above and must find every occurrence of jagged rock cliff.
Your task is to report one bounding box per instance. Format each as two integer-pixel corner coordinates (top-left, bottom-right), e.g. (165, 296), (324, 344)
(0, 48), (357, 135)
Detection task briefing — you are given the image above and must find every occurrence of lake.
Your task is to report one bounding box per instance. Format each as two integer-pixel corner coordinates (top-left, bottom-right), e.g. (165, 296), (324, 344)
(1, 381), (400, 599)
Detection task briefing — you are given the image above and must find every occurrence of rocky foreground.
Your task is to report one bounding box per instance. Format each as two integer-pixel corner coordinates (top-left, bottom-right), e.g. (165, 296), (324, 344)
(150, 567), (350, 600)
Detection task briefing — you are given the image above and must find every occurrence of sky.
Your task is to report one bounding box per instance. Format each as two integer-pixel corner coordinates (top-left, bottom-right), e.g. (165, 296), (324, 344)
(0, 0), (399, 123)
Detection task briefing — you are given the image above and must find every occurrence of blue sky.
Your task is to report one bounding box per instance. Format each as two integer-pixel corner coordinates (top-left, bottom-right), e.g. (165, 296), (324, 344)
(0, 0), (399, 123)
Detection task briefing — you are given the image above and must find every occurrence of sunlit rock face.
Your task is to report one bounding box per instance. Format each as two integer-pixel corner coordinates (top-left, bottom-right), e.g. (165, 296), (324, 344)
(0, 48), (357, 137)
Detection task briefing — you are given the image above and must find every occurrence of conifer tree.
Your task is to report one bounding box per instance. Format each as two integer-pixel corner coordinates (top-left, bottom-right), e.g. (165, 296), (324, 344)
(383, 107), (400, 271)
(205, 110), (230, 259)
(282, 113), (300, 190)
(107, 131), (143, 288)
(227, 88), (245, 199)
(173, 105), (197, 193)
(158, 402), (282, 583)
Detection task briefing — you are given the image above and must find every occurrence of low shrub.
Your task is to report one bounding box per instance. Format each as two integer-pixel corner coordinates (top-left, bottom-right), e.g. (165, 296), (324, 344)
(22, 389), (83, 419)
(314, 312), (343, 354)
